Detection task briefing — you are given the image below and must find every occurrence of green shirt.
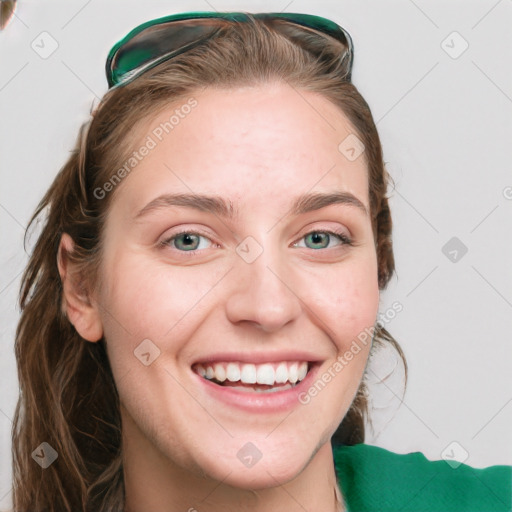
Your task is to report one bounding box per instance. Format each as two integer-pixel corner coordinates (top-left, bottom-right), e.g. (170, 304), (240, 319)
(333, 443), (512, 512)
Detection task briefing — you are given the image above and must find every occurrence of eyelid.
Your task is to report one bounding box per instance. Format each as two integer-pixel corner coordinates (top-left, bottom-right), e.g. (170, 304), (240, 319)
(292, 228), (352, 248)
(159, 228), (219, 251)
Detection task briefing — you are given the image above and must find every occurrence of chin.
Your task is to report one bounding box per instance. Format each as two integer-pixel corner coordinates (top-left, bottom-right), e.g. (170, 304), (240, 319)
(190, 435), (321, 490)
(208, 457), (307, 490)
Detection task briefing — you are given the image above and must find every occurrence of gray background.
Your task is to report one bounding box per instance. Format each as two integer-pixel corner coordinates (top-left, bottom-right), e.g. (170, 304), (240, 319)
(1, 0), (511, 509)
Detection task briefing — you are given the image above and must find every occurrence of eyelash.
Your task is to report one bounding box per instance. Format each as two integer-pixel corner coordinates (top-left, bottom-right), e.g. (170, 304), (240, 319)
(159, 228), (353, 255)
(295, 229), (353, 248)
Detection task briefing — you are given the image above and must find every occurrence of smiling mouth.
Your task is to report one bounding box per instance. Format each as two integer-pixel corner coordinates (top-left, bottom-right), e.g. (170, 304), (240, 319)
(192, 361), (311, 393)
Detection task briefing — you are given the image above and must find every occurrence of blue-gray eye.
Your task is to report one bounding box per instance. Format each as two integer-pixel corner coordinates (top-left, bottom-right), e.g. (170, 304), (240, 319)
(296, 230), (350, 250)
(306, 232), (330, 249)
(163, 231), (209, 252)
(175, 233), (197, 251)
(162, 229), (350, 253)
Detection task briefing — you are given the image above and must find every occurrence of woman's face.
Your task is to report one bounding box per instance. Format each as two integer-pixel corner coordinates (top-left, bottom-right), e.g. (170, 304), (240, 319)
(93, 83), (379, 488)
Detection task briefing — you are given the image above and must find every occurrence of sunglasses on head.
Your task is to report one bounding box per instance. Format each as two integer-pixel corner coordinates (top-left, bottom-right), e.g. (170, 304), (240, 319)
(106, 11), (354, 89)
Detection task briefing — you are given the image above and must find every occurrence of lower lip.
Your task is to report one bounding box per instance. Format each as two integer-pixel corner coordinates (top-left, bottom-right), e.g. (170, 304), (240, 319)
(193, 364), (320, 413)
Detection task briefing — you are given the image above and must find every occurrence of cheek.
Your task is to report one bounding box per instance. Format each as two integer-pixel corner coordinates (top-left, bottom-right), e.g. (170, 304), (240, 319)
(97, 250), (228, 344)
(306, 256), (379, 350)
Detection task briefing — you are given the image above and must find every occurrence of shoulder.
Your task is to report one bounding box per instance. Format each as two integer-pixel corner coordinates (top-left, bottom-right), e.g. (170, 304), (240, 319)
(333, 442), (512, 512)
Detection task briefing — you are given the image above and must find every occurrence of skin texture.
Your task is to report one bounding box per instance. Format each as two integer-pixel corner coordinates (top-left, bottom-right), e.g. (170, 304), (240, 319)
(58, 82), (380, 512)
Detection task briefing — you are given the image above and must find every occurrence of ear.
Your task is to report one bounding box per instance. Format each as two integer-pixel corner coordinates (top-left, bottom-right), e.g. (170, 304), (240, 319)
(57, 233), (103, 342)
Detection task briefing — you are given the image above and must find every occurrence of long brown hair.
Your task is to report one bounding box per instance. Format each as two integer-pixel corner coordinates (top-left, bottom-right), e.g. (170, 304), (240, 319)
(12, 14), (407, 512)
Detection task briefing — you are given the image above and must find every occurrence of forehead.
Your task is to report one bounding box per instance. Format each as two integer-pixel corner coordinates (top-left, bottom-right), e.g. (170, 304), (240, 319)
(115, 82), (369, 214)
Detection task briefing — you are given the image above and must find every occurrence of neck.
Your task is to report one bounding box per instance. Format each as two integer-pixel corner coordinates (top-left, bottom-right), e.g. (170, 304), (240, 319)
(121, 411), (345, 512)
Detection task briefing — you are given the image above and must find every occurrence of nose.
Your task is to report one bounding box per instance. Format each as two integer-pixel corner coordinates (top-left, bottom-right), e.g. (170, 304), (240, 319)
(224, 242), (303, 333)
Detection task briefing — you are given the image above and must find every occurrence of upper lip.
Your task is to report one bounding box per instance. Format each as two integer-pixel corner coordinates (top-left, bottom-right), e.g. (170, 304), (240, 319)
(191, 351), (324, 366)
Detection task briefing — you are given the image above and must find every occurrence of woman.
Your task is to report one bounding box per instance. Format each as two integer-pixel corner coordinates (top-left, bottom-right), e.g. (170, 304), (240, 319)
(11, 11), (511, 512)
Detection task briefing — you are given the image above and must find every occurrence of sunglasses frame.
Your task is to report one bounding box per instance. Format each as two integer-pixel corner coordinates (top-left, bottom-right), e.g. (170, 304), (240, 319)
(106, 11), (354, 88)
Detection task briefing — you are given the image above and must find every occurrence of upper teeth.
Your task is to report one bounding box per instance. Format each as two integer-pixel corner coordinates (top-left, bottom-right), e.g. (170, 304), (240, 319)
(194, 361), (309, 386)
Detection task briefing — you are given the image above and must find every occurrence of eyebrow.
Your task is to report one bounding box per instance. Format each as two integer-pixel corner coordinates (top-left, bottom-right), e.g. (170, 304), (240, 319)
(134, 191), (368, 220)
